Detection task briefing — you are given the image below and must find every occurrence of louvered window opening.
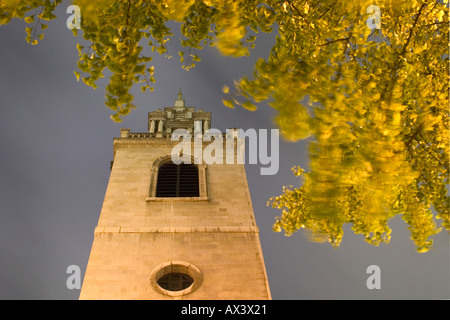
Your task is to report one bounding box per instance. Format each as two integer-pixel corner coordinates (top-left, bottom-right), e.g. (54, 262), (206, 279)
(156, 162), (199, 197)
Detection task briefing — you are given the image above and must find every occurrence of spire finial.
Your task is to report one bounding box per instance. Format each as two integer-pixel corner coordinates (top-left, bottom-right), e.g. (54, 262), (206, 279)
(175, 88), (185, 108)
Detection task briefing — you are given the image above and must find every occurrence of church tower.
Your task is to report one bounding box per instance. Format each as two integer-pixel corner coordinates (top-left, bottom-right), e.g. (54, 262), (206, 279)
(79, 91), (271, 299)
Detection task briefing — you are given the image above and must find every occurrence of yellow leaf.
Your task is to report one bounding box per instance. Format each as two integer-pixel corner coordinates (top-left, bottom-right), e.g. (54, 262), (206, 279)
(390, 103), (406, 111)
(24, 15), (34, 23)
(222, 99), (234, 109)
(222, 85), (230, 94)
(242, 101), (257, 111)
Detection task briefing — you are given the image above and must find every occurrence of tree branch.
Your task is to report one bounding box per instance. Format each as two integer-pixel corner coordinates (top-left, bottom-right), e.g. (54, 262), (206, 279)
(285, 0), (306, 20)
(319, 37), (350, 47)
(405, 123), (423, 148)
(380, 3), (428, 102)
(400, 2), (427, 57)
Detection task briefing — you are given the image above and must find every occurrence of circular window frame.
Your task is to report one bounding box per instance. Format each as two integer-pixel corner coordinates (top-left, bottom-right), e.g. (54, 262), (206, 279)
(149, 261), (202, 297)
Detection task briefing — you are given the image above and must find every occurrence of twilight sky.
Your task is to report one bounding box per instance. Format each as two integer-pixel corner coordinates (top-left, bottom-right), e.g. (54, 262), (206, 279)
(0, 1), (448, 300)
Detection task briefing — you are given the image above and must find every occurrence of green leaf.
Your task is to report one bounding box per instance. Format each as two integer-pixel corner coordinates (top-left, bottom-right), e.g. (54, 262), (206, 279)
(133, 64), (145, 73)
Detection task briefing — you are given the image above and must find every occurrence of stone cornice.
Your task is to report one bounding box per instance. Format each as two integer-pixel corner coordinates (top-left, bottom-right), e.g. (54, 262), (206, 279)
(94, 226), (260, 234)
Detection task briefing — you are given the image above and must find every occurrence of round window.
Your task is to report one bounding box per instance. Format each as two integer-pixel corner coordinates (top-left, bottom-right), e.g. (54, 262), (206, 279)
(150, 261), (202, 297)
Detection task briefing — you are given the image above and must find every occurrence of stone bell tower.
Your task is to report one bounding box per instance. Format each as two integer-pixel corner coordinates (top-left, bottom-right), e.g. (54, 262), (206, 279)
(79, 91), (271, 299)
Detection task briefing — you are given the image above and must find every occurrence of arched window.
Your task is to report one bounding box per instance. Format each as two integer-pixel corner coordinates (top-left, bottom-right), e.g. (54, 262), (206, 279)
(155, 162), (199, 197)
(146, 155), (208, 201)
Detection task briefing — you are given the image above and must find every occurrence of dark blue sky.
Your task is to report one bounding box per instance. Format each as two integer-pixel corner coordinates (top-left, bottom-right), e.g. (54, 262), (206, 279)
(0, 1), (448, 299)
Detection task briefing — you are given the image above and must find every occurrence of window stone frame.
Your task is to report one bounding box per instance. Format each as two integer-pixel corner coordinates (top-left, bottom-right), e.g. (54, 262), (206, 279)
(149, 261), (203, 297)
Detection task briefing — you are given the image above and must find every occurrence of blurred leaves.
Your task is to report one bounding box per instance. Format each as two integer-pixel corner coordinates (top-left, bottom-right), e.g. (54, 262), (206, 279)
(2, 0), (272, 121)
(1, 0), (449, 252)
(264, 0), (449, 253)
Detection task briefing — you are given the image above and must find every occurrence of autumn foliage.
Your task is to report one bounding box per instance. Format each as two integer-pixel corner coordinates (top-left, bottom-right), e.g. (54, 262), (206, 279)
(1, 0), (448, 252)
